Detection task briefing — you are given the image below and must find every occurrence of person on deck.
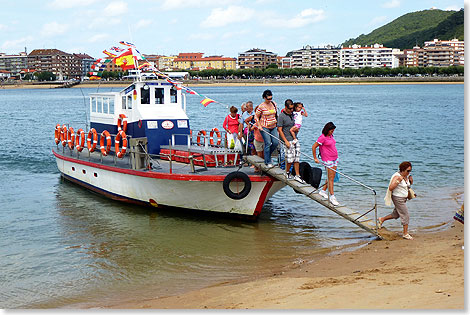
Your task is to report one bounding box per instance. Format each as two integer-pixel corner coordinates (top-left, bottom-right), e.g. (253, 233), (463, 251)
(254, 89), (279, 168)
(223, 106), (243, 149)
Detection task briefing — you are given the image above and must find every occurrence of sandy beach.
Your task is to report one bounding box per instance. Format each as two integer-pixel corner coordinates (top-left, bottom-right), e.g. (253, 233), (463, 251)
(106, 219), (464, 309)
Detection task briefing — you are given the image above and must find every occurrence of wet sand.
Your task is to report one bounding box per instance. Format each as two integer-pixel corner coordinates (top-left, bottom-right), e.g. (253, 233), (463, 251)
(105, 220), (464, 309)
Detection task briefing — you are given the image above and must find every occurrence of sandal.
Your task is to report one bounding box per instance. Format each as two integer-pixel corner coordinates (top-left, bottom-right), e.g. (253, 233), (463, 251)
(376, 218), (382, 229)
(403, 233), (413, 240)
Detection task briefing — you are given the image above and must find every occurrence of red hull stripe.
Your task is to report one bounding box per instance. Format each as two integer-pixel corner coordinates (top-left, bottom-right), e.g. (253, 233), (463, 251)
(53, 150), (274, 183)
(253, 181), (274, 217)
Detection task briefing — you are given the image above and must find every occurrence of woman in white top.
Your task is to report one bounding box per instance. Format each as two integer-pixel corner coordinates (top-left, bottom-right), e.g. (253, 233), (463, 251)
(379, 161), (414, 239)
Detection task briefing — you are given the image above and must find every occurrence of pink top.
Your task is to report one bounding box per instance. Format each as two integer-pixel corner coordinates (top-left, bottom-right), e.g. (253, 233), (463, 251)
(316, 134), (338, 161)
(223, 114), (240, 134)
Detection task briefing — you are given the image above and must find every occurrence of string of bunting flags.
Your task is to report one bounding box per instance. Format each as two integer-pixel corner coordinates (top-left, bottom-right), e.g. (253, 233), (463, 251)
(88, 41), (227, 108)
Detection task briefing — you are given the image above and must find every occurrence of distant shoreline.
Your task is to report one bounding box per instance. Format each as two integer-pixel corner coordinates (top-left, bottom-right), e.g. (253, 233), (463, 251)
(0, 76), (463, 89)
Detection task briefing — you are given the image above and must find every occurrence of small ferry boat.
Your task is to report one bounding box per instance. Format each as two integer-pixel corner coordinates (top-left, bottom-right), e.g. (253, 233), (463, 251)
(53, 75), (285, 219)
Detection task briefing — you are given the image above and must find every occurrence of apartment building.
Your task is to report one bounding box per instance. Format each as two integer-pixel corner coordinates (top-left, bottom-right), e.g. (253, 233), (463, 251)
(73, 53), (94, 78)
(340, 44), (401, 68)
(172, 53), (236, 70)
(291, 45), (340, 68)
(238, 48), (278, 69)
(158, 55), (177, 71)
(28, 49), (81, 79)
(0, 52), (28, 78)
(402, 39), (464, 67)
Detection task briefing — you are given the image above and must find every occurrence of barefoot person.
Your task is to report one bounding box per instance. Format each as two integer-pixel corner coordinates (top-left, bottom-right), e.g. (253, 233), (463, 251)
(379, 161), (414, 240)
(312, 122), (339, 206)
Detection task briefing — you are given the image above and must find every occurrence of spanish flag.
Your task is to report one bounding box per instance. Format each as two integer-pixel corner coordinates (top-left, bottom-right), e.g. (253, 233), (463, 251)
(113, 49), (136, 70)
(200, 97), (215, 107)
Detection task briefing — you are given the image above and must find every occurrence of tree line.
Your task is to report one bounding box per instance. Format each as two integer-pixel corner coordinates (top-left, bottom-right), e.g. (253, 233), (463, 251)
(187, 66), (464, 79)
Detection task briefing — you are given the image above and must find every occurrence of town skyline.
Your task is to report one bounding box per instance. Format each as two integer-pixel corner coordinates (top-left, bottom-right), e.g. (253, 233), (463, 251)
(1, 0), (464, 59)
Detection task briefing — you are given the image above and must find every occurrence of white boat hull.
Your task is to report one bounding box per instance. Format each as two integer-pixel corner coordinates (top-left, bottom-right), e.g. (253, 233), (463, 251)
(54, 151), (284, 218)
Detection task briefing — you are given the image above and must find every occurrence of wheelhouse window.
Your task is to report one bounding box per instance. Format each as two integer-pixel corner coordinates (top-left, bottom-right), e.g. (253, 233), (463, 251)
(141, 86), (150, 104)
(122, 96), (126, 109)
(170, 87), (177, 103)
(127, 94), (132, 109)
(155, 88), (164, 104)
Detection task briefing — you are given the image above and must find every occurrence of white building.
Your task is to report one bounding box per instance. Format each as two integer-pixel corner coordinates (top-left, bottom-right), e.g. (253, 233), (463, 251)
(340, 44), (400, 69)
(290, 45), (340, 68)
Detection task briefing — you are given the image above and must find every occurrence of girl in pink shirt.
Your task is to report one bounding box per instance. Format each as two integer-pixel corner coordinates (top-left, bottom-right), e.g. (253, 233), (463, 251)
(312, 122), (340, 206)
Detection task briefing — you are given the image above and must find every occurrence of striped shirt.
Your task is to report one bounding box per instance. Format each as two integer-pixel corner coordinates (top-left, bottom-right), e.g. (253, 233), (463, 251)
(255, 102), (277, 129)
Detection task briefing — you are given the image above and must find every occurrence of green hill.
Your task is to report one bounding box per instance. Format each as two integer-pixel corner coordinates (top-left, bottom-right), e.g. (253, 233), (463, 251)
(342, 9), (464, 49)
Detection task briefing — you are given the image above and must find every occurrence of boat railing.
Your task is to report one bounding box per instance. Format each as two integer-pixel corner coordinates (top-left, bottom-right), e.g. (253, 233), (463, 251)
(250, 122), (378, 230)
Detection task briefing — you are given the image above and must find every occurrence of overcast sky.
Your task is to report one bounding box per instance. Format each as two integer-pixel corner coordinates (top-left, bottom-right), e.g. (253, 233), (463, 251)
(0, 0), (464, 58)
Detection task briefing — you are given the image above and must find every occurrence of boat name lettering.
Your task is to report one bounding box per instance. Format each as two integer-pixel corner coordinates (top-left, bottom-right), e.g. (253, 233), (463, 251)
(161, 120), (174, 129)
(177, 120), (188, 128)
(147, 121), (158, 129)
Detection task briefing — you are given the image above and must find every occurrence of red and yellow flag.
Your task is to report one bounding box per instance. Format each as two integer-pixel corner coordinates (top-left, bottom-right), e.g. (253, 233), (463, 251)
(113, 49), (136, 70)
(200, 97), (215, 107)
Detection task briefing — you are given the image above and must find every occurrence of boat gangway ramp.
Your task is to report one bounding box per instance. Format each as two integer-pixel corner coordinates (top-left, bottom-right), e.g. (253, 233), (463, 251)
(246, 155), (393, 240)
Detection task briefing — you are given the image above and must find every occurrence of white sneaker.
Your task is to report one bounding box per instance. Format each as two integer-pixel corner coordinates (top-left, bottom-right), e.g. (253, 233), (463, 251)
(292, 139), (298, 144)
(318, 190), (328, 199)
(266, 163), (274, 168)
(329, 195), (339, 206)
(294, 175), (307, 184)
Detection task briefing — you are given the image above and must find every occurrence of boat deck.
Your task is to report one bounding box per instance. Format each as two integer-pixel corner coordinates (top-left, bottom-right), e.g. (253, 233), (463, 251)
(53, 146), (263, 177)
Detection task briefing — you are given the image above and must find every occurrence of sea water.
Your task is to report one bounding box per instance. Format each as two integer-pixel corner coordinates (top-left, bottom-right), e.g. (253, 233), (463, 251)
(0, 84), (463, 308)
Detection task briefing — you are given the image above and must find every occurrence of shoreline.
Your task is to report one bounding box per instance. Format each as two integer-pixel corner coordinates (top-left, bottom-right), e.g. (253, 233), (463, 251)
(98, 218), (464, 309)
(0, 77), (463, 89)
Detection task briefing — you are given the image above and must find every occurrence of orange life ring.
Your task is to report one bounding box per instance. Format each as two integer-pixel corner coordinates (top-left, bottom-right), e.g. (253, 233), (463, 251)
(67, 127), (75, 150)
(209, 127), (222, 145)
(54, 124), (61, 145)
(196, 130), (207, 146)
(115, 130), (128, 158)
(75, 128), (86, 152)
(100, 130), (112, 156)
(87, 128), (98, 153)
(60, 124), (68, 147)
(117, 114), (128, 133)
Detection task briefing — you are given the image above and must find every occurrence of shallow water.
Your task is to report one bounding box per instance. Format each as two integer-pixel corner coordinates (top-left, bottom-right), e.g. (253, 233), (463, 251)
(0, 84), (463, 308)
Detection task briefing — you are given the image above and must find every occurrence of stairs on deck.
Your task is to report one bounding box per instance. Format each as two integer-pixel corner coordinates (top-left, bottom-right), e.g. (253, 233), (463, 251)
(246, 155), (383, 239)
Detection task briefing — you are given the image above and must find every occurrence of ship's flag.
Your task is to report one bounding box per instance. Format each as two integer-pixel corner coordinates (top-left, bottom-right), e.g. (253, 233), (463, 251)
(110, 46), (125, 52)
(103, 50), (117, 58)
(113, 48), (136, 70)
(200, 97), (215, 107)
(119, 41), (136, 47)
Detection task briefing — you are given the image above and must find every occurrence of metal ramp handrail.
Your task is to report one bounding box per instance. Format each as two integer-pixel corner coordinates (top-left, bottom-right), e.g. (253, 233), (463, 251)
(246, 121), (379, 234)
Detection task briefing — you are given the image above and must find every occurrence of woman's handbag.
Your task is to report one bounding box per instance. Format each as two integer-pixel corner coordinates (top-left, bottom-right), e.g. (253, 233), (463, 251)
(407, 187), (416, 200)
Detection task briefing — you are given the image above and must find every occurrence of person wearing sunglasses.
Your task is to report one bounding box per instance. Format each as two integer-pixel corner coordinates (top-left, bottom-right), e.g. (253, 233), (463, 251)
(380, 161), (414, 240)
(254, 89), (279, 168)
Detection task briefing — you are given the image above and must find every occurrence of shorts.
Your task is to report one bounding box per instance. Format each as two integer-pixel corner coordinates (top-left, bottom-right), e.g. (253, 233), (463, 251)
(254, 139), (264, 152)
(284, 140), (300, 163)
(322, 159), (338, 168)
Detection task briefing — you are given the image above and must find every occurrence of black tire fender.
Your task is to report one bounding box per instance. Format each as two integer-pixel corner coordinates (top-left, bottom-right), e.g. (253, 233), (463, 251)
(223, 171), (252, 200)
